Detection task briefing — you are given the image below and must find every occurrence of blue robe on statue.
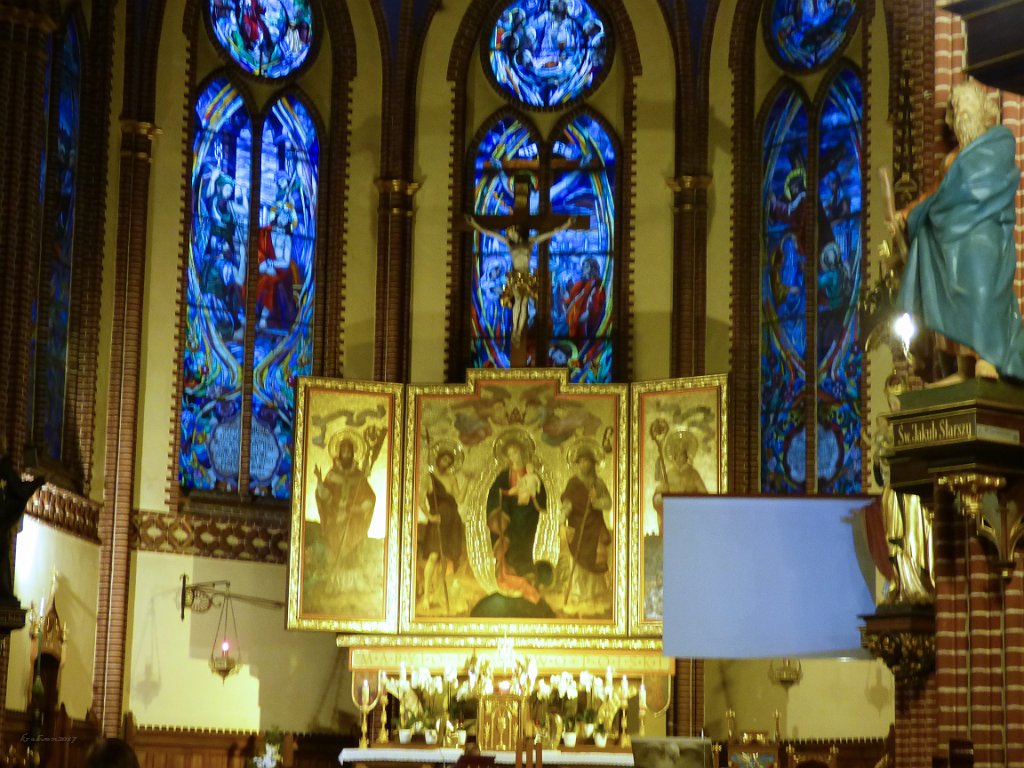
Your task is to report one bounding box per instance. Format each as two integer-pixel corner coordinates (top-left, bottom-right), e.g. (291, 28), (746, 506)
(898, 125), (1024, 379)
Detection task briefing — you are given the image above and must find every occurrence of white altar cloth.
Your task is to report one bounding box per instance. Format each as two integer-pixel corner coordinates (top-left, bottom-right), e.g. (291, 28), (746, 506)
(339, 747), (634, 766)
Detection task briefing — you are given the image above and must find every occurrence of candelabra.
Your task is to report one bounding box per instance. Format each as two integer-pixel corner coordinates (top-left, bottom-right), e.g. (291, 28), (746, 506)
(352, 674), (383, 748)
(376, 672), (390, 744)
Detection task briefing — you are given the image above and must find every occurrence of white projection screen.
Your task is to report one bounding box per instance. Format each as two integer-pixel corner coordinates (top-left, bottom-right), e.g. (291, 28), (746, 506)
(661, 495), (878, 658)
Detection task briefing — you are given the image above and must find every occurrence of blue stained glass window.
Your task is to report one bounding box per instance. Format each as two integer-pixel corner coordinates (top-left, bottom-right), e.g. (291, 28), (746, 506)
(41, 19), (82, 460)
(549, 114), (615, 383)
(760, 87), (809, 493)
(250, 95), (318, 498)
(470, 116), (540, 370)
(181, 77), (252, 493)
(816, 68), (862, 494)
(487, 0), (610, 108)
(766, 0), (857, 71)
(208, 0), (313, 79)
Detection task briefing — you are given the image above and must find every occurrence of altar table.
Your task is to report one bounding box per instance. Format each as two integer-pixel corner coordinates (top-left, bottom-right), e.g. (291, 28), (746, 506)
(339, 747), (635, 767)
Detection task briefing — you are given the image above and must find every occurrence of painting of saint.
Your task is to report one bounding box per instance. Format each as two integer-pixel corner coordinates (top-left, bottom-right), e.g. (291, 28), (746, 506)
(631, 376), (726, 634)
(288, 379), (403, 633)
(405, 369), (628, 639)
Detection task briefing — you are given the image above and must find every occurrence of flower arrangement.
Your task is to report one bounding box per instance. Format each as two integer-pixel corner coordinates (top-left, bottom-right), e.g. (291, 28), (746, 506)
(249, 731), (282, 768)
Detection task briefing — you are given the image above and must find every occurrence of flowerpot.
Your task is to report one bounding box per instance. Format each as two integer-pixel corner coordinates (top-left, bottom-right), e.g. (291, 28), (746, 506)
(424, 729), (438, 746)
(456, 729), (468, 746)
(583, 723), (595, 738)
(593, 733), (608, 748)
(398, 729), (412, 744)
(563, 732), (578, 748)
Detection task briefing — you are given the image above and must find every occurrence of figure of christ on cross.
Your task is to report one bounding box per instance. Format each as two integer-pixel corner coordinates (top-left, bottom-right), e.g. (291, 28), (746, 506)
(465, 171), (590, 365)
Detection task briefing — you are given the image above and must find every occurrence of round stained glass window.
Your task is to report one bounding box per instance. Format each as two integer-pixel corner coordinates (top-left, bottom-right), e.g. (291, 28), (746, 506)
(207, 0), (314, 79)
(485, 0), (612, 109)
(764, 0), (857, 71)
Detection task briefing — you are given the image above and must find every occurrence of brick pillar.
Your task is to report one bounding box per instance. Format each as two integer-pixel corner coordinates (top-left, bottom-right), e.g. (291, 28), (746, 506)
(932, 475), (1024, 768)
(895, 675), (938, 767)
(668, 175), (711, 379)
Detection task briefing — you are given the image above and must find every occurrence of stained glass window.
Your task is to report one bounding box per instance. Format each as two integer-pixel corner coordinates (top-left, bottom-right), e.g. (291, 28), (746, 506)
(760, 70), (863, 494)
(250, 95), (318, 497)
(469, 112), (616, 383)
(487, 0), (611, 108)
(181, 78), (319, 500)
(816, 68), (862, 494)
(469, 116), (540, 370)
(208, 0), (314, 79)
(181, 77), (252, 493)
(761, 87), (809, 494)
(765, 0), (857, 71)
(549, 114), (615, 383)
(40, 18), (82, 460)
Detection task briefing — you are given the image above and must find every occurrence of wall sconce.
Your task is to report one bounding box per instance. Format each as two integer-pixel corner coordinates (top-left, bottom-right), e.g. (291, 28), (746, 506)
(179, 576), (286, 682)
(767, 658), (802, 689)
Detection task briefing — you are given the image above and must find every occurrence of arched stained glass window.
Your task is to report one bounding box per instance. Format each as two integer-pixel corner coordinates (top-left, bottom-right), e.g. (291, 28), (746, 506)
(760, 69), (863, 494)
(249, 95), (318, 497)
(41, 17), (82, 460)
(761, 86), (809, 493)
(549, 114), (615, 382)
(816, 68), (862, 494)
(486, 0), (611, 109)
(181, 77), (252, 493)
(469, 111), (617, 383)
(207, 0), (314, 79)
(469, 116), (541, 370)
(765, 0), (857, 71)
(180, 78), (319, 500)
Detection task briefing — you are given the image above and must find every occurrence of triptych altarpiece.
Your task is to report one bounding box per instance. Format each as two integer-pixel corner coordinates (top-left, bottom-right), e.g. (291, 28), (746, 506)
(286, 369), (726, 652)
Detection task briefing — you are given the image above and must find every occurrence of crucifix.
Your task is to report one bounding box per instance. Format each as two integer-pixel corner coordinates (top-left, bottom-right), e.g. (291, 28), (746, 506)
(465, 171), (590, 367)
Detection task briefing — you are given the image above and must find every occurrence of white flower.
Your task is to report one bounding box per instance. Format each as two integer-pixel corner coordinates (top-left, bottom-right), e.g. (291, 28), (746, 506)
(445, 666), (459, 684)
(579, 670), (593, 692)
(483, 679), (494, 695)
(252, 744), (280, 768)
(536, 679), (552, 701)
(594, 678), (605, 701)
(566, 680), (578, 701)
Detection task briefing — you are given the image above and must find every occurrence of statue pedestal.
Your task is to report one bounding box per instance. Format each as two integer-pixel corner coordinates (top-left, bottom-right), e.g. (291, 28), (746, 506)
(881, 379), (1024, 767)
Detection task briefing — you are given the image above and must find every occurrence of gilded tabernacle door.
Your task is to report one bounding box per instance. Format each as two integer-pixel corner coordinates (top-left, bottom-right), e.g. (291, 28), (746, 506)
(287, 377), (404, 633)
(630, 375), (727, 636)
(402, 369), (629, 640)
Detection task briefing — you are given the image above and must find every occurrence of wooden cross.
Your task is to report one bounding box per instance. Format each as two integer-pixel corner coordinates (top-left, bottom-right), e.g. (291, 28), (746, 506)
(464, 171), (591, 368)
(468, 171), (590, 239)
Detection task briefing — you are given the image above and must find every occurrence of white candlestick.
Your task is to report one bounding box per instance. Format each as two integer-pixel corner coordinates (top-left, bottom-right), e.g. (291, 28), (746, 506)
(362, 678), (370, 706)
(621, 675), (629, 698)
(400, 662), (407, 685)
(606, 666), (613, 691)
(639, 683), (647, 709)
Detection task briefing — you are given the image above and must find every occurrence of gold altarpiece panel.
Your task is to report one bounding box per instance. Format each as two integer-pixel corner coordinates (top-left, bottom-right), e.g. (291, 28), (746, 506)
(288, 377), (404, 633)
(402, 368), (629, 640)
(630, 375), (728, 636)
(287, 370), (727, 656)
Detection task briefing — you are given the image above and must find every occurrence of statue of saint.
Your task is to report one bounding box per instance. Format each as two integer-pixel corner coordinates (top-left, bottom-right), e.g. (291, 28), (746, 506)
(883, 80), (1024, 383)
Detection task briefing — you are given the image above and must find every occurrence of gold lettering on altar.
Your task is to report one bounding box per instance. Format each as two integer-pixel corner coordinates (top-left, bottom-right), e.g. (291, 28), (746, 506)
(349, 646), (675, 675)
(894, 413), (975, 447)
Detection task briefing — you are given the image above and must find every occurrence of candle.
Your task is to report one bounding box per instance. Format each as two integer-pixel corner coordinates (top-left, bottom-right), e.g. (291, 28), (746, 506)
(498, 680), (511, 693)
(639, 683), (647, 709)
(621, 675), (629, 698)
(362, 678), (370, 706)
(400, 662), (407, 684)
(606, 666), (613, 691)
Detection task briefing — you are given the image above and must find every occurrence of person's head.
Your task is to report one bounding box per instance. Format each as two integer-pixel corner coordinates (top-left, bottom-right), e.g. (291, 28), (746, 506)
(85, 738), (140, 768)
(504, 439), (524, 467)
(948, 80), (999, 147)
(583, 257), (600, 280)
(219, 179), (234, 200)
(575, 448), (596, 477)
(335, 438), (355, 469)
(436, 448), (455, 471)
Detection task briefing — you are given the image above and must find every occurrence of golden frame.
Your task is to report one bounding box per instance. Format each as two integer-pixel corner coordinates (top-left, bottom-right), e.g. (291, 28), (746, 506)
(629, 375), (727, 635)
(287, 376), (404, 632)
(401, 368), (629, 640)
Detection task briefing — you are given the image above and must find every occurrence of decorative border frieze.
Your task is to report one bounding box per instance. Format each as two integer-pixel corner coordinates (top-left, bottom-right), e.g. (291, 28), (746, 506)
(26, 484), (100, 543)
(132, 509), (289, 564)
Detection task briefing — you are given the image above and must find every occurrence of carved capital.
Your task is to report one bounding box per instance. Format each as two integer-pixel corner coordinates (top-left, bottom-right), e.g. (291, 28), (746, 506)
(940, 472), (1024, 580)
(861, 626), (935, 687)
(938, 472), (1005, 518)
(666, 174), (712, 193)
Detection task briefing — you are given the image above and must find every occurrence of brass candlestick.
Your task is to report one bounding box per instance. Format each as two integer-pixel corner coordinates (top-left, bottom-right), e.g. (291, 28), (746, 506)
(376, 689), (390, 744)
(352, 677), (383, 749)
